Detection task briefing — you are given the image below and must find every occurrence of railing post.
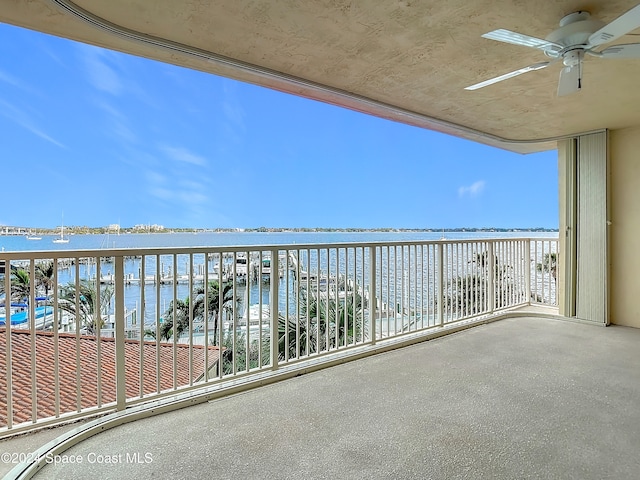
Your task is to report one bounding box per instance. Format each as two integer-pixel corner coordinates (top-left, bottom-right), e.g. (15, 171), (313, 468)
(114, 255), (126, 411)
(554, 238), (560, 307)
(437, 244), (444, 327)
(487, 242), (495, 314)
(525, 240), (531, 305)
(4, 259), (13, 429)
(369, 246), (376, 345)
(270, 249), (279, 371)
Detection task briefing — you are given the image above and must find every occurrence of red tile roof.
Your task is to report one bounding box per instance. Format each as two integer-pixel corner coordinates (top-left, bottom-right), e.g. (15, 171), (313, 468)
(0, 329), (220, 428)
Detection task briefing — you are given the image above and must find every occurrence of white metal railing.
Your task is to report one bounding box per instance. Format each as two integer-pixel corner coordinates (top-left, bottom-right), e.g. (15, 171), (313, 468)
(0, 237), (557, 436)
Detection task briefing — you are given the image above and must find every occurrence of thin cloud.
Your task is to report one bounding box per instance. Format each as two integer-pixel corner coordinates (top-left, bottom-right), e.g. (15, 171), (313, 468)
(95, 100), (125, 120)
(0, 69), (43, 97)
(220, 79), (246, 143)
(146, 166), (213, 227)
(79, 45), (123, 95)
(223, 100), (245, 130)
(458, 180), (485, 197)
(145, 169), (208, 205)
(0, 70), (23, 88)
(0, 98), (65, 148)
(161, 146), (207, 166)
(145, 170), (166, 185)
(94, 100), (137, 143)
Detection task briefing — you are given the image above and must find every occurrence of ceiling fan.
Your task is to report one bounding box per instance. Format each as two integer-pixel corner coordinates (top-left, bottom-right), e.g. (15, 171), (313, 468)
(465, 4), (640, 96)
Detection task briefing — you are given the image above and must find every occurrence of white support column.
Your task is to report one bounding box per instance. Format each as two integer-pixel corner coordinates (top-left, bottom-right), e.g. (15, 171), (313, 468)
(558, 138), (577, 317)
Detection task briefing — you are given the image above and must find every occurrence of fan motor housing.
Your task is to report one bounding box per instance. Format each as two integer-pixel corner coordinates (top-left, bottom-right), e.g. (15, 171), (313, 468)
(545, 12), (605, 48)
(562, 49), (584, 66)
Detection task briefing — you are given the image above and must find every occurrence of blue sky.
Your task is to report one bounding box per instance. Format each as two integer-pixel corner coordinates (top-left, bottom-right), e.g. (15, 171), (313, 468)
(1, 23), (558, 230)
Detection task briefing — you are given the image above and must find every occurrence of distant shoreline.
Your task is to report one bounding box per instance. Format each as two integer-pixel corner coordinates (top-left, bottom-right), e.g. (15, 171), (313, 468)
(1, 226), (559, 236)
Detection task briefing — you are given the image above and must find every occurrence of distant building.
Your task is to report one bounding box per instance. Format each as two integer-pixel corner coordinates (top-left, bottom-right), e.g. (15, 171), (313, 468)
(132, 224), (165, 232)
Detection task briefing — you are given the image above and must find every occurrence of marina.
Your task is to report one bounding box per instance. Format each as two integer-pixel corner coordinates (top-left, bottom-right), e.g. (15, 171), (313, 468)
(0, 231), (558, 345)
(0, 232), (559, 437)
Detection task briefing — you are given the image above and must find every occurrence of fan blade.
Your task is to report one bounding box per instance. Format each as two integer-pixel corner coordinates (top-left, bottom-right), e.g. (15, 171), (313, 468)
(557, 65), (581, 96)
(465, 62), (550, 91)
(600, 43), (640, 58)
(588, 4), (640, 47)
(482, 29), (562, 53)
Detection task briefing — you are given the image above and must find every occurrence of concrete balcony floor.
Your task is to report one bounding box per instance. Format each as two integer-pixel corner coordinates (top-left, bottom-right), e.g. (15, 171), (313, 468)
(6, 315), (640, 479)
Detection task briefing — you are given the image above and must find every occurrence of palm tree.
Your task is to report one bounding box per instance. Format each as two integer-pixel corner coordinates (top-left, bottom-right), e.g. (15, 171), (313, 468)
(7, 268), (31, 303)
(276, 309), (315, 360)
(159, 297), (191, 341)
(0, 261), (56, 304)
(534, 252), (557, 303)
(275, 287), (365, 360)
(191, 281), (235, 345)
(446, 273), (488, 317)
(445, 250), (518, 317)
(219, 330), (267, 374)
(160, 281), (235, 342)
(35, 260), (55, 299)
(536, 253), (557, 283)
(58, 280), (114, 334)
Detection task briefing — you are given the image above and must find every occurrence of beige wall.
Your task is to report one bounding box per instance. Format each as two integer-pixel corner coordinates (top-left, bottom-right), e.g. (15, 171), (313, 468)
(609, 126), (640, 327)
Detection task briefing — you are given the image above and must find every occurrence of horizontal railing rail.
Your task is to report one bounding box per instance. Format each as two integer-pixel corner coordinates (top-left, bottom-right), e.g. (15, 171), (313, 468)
(0, 237), (558, 436)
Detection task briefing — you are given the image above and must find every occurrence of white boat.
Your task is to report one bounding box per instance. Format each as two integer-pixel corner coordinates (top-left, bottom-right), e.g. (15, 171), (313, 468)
(53, 234), (69, 244)
(220, 304), (271, 341)
(235, 254), (248, 276)
(238, 304), (270, 326)
(232, 253), (249, 282)
(26, 231), (42, 240)
(53, 215), (69, 243)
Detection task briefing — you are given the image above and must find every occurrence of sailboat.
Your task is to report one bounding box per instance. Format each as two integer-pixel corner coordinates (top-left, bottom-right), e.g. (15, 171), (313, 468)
(53, 215), (70, 244)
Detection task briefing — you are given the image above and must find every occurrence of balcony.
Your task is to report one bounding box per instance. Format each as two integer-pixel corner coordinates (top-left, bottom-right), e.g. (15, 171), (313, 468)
(0, 237), (565, 477)
(5, 312), (640, 479)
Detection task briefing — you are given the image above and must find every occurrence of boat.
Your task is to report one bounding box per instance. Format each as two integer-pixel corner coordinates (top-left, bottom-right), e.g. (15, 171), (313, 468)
(0, 304), (54, 328)
(53, 215), (69, 243)
(228, 304), (271, 340)
(235, 254), (248, 274)
(26, 231), (42, 240)
(261, 257), (272, 279)
(233, 253), (248, 282)
(239, 304), (270, 326)
(53, 234), (69, 244)
(0, 303), (28, 326)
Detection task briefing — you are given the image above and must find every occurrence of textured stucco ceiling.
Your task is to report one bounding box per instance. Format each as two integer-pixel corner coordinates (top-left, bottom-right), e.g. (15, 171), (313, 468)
(2, 0), (640, 153)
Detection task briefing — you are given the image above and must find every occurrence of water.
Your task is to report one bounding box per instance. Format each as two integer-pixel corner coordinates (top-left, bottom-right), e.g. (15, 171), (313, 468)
(1, 231), (558, 334)
(0, 230), (557, 253)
